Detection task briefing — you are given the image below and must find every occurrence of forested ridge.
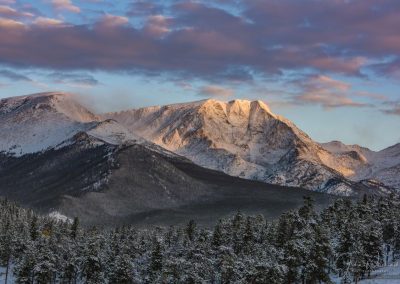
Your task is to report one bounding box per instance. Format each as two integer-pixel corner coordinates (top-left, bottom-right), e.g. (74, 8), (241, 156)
(1, 195), (400, 283)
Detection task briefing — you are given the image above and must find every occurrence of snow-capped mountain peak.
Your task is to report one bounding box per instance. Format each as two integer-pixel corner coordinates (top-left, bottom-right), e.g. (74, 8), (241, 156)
(0, 92), (135, 156)
(105, 98), (400, 194)
(104, 99), (342, 192)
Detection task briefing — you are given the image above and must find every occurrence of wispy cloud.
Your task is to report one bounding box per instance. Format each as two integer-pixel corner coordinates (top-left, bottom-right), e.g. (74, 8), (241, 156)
(33, 17), (65, 27)
(198, 85), (234, 98)
(382, 101), (400, 116)
(47, 72), (99, 87)
(0, 70), (31, 81)
(0, 17), (24, 28)
(0, 5), (34, 18)
(51, 0), (80, 13)
(292, 75), (372, 109)
(143, 15), (171, 37)
(98, 14), (129, 27)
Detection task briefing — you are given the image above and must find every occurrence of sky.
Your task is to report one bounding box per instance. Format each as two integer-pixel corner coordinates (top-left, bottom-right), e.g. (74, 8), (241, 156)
(0, 0), (399, 150)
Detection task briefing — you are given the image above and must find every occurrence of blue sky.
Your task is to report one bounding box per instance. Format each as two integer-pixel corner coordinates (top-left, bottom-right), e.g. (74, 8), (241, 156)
(0, 0), (399, 150)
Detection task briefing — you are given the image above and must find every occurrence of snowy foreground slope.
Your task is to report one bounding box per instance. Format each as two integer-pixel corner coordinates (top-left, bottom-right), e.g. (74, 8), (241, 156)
(331, 263), (400, 283)
(8, 263), (400, 283)
(106, 99), (399, 195)
(6, 263), (400, 283)
(359, 263), (400, 283)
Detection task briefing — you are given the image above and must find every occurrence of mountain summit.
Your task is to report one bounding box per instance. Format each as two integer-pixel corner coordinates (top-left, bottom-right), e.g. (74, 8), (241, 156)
(106, 98), (399, 195)
(107, 99), (341, 191)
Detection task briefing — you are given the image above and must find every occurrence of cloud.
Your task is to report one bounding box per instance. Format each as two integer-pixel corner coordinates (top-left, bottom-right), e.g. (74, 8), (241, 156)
(297, 93), (368, 109)
(292, 75), (370, 108)
(372, 58), (400, 79)
(33, 17), (65, 27)
(0, 17), (24, 28)
(385, 107), (400, 116)
(0, 70), (31, 81)
(127, 1), (164, 16)
(98, 14), (129, 27)
(198, 85), (234, 97)
(382, 101), (400, 116)
(304, 75), (351, 92)
(0, 5), (34, 18)
(47, 72), (99, 87)
(143, 15), (171, 37)
(0, 0), (399, 84)
(51, 0), (80, 13)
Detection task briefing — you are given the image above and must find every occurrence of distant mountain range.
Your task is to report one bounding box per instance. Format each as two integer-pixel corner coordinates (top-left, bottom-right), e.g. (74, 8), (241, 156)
(0, 92), (398, 225)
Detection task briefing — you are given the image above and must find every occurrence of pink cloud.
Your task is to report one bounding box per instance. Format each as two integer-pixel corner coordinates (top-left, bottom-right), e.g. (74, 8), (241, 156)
(143, 15), (171, 37)
(0, 17), (24, 28)
(51, 0), (80, 13)
(297, 93), (367, 109)
(0, 5), (34, 18)
(98, 14), (129, 27)
(199, 85), (234, 97)
(293, 75), (372, 108)
(33, 17), (66, 27)
(0, 0), (398, 83)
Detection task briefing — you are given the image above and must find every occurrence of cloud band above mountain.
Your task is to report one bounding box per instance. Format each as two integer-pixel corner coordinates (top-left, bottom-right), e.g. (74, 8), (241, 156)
(0, 0), (399, 80)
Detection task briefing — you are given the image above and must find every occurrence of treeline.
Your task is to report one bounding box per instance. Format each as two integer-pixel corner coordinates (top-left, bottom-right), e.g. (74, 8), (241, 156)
(1, 195), (400, 283)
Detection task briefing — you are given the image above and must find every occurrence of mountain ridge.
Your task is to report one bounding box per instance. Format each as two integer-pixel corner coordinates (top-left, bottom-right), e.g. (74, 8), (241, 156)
(105, 98), (399, 194)
(0, 92), (398, 196)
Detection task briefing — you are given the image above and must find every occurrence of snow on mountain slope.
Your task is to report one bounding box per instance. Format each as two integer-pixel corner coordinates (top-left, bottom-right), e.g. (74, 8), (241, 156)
(322, 141), (400, 189)
(105, 99), (372, 194)
(2, 92), (396, 195)
(0, 92), (136, 156)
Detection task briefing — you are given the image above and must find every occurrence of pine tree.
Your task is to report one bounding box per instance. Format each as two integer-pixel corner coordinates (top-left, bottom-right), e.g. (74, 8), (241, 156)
(0, 220), (14, 284)
(212, 220), (224, 249)
(305, 225), (332, 283)
(242, 217), (254, 254)
(70, 217), (79, 240)
(109, 254), (134, 284)
(29, 216), (39, 241)
(34, 239), (57, 284)
(185, 220), (197, 242)
(336, 223), (354, 277)
(14, 242), (36, 284)
(81, 235), (105, 284)
(148, 237), (163, 282)
(61, 240), (79, 284)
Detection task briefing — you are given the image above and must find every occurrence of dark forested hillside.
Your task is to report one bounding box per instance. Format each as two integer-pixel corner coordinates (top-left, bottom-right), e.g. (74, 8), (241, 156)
(0, 137), (335, 227)
(1, 195), (400, 283)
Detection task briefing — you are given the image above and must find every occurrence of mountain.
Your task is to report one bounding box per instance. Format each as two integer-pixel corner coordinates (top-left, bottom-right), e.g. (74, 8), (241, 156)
(0, 93), (336, 226)
(0, 92), (137, 156)
(321, 141), (400, 189)
(106, 99), (398, 195)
